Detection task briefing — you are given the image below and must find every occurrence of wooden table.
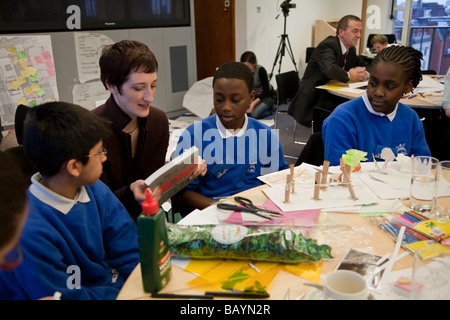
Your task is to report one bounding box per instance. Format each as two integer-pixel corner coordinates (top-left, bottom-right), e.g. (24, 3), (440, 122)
(320, 78), (443, 110)
(117, 185), (415, 300)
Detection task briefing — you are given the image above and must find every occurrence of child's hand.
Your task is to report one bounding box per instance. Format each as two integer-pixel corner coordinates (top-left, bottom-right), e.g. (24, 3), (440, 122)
(191, 156), (207, 180)
(130, 180), (161, 204)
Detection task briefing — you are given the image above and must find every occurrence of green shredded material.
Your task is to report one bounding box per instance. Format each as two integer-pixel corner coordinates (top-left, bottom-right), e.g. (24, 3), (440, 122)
(167, 224), (333, 264)
(342, 149), (368, 167)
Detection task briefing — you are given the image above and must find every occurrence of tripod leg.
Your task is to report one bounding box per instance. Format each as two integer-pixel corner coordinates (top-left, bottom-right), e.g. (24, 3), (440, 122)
(269, 37), (285, 80)
(284, 35), (298, 72)
(277, 38), (287, 75)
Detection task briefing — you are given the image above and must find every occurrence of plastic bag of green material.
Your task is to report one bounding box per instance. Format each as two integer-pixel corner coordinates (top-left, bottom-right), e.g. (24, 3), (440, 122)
(167, 224), (332, 264)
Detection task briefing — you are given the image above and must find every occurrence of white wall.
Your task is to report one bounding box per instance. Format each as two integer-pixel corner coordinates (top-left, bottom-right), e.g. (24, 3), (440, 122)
(365, 0), (392, 46)
(235, 0), (364, 85)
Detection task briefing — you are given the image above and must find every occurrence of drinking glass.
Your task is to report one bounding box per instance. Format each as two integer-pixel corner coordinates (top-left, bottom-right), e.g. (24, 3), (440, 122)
(435, 161), (450, 218)
(409, 156), (439, 218)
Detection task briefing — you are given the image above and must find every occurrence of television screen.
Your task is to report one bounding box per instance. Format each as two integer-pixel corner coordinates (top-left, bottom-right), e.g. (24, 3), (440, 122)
(0, 0), (190, 33)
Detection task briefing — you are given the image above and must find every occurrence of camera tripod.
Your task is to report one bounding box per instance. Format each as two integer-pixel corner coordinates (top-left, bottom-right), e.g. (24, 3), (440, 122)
(269, 12), (298, 81)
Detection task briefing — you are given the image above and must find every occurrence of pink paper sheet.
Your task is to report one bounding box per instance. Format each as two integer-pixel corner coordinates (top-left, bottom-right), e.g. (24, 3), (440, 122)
(223, 199), (320, 232)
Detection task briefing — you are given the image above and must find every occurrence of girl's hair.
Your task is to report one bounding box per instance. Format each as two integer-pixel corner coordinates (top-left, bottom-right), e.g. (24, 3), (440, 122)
(240, 51), (257, 65)
(372, 45), (423, 88)
(23, 101), (111, 177)
(0, 152), (28, 250)
(213, 61), (254, 94)
(99, 40), (158, 94)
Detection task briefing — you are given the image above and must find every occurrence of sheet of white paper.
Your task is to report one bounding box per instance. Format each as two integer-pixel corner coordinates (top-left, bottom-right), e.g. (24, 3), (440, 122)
(177, 208), (219, 226)
(166, 115), (201, 162)
(262, 177), (378, 212)
(359, 171), (410, 200)
(74, 32), (114, 84)
(417, 75), (444, 89)
(171, 258), (192, 271)
(72, 81), (110, 110)
(371, 268), (412, 300)
(348, 81), (368, 89)
(337, 88), (365, 94)
(182, 77), (214, 119)
(258, 163), (319, 187)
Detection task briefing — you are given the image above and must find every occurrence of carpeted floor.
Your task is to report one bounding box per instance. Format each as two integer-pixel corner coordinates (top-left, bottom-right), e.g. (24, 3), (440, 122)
(261, 104), (312, 165)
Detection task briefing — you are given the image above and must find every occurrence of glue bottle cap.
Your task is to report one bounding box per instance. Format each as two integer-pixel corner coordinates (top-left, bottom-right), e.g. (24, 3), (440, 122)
(141, 189), (158, 215)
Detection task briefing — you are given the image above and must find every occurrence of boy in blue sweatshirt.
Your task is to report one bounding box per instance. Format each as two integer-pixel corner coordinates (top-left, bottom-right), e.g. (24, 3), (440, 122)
(0, 102), (139, 300)
(175, 61), (288, 214)
(323, 46), (431, 166)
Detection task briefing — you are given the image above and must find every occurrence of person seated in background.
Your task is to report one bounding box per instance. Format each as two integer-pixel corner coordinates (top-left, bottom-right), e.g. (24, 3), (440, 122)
(370, 34), (388, 53)
(438, 67), (450, 160)
(240, 51), (275, 119)
(0, 102), (139, 300)
(288, 15), (370, 127)
(174, 62), (288, 215)
(444, 67), (450, 119)
(322, 46), (430, 166)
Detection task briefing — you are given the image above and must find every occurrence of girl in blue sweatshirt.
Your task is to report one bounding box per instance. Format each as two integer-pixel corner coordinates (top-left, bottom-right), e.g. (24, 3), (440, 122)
(322, 46), (431, 166)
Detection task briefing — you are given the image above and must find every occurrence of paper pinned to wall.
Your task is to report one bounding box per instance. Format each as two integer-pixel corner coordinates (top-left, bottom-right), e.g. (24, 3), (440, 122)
(72, 81), (110, 111)
(74, 32), (114, 84)
(0, 35), (59, 129)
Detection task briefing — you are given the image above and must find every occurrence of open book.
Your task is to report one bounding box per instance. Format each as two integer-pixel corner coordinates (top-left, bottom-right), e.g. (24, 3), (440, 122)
(145, 146), (199, 205)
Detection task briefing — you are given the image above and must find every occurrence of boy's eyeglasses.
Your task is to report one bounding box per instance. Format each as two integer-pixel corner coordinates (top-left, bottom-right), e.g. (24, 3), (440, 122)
(0, 244), (23, 272)
(81, 147), (108, 158)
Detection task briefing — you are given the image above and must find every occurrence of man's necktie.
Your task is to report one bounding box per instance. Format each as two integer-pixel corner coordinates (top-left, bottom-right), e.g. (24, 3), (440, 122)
(340, 51), (348, 68)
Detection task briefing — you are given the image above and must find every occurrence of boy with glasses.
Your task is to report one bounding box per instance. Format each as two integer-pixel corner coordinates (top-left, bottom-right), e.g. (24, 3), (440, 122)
(0, 102), (139, 300)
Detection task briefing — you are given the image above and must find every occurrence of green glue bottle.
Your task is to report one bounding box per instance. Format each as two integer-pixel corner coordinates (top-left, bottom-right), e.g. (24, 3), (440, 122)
(137, 189), (171, 293)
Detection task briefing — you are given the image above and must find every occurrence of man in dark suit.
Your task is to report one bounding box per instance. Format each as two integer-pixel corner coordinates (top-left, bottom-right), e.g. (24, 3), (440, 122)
(288, 15), (369, 127)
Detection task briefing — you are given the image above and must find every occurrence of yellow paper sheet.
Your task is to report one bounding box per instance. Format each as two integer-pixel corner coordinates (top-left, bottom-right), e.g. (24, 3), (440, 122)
(184, 259), (323, 293)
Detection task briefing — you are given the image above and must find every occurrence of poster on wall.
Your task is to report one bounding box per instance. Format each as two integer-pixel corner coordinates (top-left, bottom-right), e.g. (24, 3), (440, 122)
(72, 32), (114, 110)
(74, 32), (114, 84)
(0, 35), (59, 129)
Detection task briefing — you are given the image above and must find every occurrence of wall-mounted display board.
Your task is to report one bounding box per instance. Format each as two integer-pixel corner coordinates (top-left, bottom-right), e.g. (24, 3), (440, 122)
(0, 0), (190, 34)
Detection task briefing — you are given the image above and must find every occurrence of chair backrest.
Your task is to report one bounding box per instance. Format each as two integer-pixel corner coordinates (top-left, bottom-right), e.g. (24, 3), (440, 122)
(306, 47), (315, 64)
(366, 34), (397, 49)
(422, 70), (437, 75)
(295, 132), (324, 166)
(275, 71), (300, 104)
(15, 104), (30, 145)
(312, 107), (332, 133)
(0, 115), (3, 145)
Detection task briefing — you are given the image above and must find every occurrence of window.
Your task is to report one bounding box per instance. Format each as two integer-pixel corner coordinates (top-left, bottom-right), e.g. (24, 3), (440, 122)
(391, 0), (450, 74)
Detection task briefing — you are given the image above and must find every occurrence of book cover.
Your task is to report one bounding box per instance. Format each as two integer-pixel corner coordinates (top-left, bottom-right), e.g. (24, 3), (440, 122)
(413, 218), (450, 241)
(145, 146), (199, 205)
(405, 240), (450, 257)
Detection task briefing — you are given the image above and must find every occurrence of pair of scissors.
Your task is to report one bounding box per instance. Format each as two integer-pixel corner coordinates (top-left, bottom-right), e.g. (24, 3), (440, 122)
(217, 196), (283, 220)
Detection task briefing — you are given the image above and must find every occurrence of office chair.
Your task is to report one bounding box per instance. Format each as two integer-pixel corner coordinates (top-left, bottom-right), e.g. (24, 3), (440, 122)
(0, 115), (3, 146)
(274, 70), (305, 145)
(295, 132), (324, 166)
(422, 70), (437, 75)
(312, 107), (332, 134)
(306, 47), (315, 64)
(15, 104), (30, 145)
(4, 104), (36, 184)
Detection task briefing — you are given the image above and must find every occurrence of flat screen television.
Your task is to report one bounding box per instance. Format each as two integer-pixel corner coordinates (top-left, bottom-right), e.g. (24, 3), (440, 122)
(0, 0), (190, 33)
